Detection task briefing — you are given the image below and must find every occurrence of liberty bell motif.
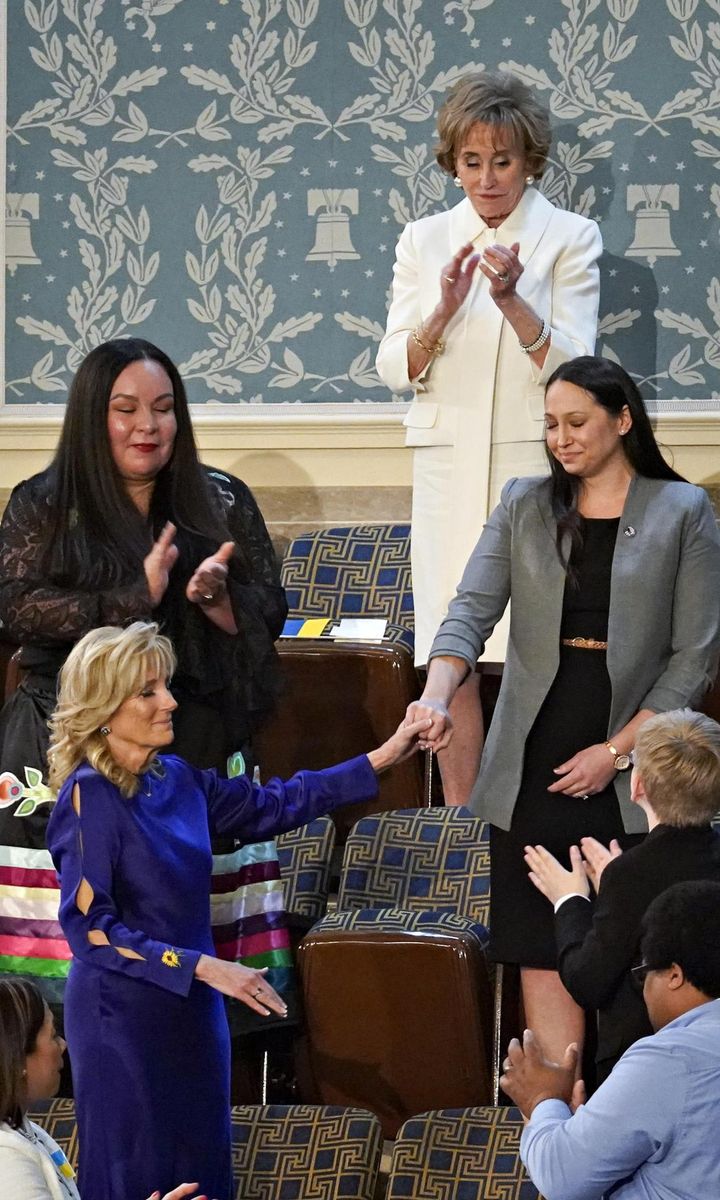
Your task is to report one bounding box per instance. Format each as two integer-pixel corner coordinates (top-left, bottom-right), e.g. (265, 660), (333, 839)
(5, 193), (42, 275)
(306, 189), (360, 269)
(626, 184), (680, 267)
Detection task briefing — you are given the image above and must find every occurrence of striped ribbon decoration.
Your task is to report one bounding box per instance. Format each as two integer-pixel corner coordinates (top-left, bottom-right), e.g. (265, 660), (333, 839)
(0, 840), (294, 1005)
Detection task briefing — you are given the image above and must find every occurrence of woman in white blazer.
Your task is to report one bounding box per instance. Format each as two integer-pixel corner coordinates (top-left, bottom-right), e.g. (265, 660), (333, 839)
(0, 980), (203, 1200)
(377, 71), (602, 805)
(407, 357), (720, 1064)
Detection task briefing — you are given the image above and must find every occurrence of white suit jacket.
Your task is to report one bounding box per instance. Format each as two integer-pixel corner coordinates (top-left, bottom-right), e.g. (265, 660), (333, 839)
(376, 187), (602, 452)
(0, 1119), (80, 1200)
(376, 188), (602, 662)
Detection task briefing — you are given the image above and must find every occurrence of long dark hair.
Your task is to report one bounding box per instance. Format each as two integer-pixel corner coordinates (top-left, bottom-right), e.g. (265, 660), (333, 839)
(42, 338), (233, 586)
(0, 979), (46, 1128)
(545, 356), (684, 571)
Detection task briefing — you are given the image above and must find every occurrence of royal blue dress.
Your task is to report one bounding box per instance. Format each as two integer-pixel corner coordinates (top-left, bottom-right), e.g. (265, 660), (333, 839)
(47, 753), (378, 1200)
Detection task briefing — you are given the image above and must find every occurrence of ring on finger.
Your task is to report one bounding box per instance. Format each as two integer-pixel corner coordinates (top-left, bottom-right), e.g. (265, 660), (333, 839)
(498, 271), (510, 283)
(444, 274), (456, 282)
(578, 792), (590, 800)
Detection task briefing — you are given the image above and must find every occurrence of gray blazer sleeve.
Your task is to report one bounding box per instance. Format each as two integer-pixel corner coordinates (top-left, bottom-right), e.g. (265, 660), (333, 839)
(428, 478), (516, 667)
(640, 489), (720, 712)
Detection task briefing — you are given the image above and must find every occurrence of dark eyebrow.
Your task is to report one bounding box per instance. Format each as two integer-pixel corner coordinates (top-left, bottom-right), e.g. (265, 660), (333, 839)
(544, 410), (588, 419)
(109, 391), (174, 402)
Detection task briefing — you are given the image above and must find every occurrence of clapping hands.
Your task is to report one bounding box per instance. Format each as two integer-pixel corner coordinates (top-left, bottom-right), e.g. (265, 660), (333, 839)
(186, 542), (234, 607)
(525, 837), (623, 904)
(142, 522), (236, 620)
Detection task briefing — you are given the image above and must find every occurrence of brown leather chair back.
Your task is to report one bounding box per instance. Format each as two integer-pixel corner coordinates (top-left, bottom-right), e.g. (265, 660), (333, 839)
(255, 641), (424, 842)
(297, 916), (493, 1138)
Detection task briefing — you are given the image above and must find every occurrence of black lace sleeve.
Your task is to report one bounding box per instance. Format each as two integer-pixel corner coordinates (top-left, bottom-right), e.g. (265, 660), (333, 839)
(0, 477), (152, 645)
(206, 470), (287, 640)
(202, 469), (288, 733)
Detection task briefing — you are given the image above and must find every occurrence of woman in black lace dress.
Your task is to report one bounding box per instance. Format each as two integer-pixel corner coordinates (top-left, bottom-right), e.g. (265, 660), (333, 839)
(0, 338), (287, 1020)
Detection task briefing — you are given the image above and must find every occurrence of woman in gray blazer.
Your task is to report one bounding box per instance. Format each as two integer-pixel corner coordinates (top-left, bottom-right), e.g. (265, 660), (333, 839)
(407, 356), (720, 1064)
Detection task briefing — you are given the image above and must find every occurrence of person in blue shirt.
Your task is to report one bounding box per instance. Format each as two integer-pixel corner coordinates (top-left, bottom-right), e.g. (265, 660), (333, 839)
(501, 879), (720, 1200)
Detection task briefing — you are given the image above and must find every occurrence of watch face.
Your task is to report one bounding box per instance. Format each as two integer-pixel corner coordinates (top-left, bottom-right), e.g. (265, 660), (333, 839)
(615, 754), (632, 771)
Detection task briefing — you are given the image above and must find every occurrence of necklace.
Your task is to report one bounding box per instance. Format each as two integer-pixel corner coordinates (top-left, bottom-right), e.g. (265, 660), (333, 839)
(139, 759), (166, 796)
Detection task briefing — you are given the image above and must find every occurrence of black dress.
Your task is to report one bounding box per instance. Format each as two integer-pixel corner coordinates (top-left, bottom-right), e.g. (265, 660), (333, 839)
(0, 465), (287, 789)
(489, 517), (643, 968)
(0, 466), (287, 1016)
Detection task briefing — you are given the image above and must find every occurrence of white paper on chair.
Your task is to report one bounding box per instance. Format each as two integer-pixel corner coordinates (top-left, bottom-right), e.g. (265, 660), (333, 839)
(330, 618), (387, 642)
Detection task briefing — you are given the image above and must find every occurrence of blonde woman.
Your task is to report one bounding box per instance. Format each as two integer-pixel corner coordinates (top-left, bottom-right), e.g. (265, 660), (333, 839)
(46, 623), (428, 1200)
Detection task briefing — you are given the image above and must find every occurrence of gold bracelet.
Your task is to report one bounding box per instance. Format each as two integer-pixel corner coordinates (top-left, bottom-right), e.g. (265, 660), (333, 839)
(411, 327), (445, 357)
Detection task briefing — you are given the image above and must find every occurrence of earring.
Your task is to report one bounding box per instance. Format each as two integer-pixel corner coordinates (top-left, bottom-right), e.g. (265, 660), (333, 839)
(525, 175), (534, 185)
(453, 176), (463, 189)
(100, 726), (110, 736)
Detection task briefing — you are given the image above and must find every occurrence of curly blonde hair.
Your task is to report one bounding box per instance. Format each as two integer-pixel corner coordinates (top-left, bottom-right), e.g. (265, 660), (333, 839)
(47, 622), (176, 798)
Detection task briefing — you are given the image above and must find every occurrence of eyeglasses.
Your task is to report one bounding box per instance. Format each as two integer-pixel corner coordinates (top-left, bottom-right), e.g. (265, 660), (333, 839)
(630, 961), (652, 991)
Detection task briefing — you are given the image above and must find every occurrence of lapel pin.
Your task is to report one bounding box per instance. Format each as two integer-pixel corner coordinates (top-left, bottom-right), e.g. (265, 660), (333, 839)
(624, 525), (636, 537)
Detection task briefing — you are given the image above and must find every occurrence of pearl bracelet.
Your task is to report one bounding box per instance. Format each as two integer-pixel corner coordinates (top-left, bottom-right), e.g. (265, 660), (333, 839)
(519, 320), (550, 355)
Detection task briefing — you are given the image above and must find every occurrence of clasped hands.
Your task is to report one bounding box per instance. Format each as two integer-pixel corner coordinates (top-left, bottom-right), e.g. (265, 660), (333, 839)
(500, 1028), (586, 1120)
(143, 521), (235, 610)
(403, 698), (454, 752)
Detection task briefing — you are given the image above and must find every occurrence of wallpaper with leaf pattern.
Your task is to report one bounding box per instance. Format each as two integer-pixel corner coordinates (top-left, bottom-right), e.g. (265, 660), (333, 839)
(4, 0), (720, 411)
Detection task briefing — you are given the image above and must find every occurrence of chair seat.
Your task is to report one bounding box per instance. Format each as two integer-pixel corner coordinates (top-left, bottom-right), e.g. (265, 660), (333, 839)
(311, 905), (489, 949)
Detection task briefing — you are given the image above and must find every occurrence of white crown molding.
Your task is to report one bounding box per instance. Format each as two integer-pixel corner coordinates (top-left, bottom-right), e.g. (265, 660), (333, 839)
(0, 402), (719, 454)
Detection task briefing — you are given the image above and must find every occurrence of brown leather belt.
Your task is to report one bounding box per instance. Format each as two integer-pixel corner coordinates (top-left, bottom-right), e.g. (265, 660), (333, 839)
(561, 637), (608, 651)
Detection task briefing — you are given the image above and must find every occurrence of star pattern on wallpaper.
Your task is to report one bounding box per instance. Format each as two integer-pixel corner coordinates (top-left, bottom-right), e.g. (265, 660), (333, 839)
(4, 0), (720, 410)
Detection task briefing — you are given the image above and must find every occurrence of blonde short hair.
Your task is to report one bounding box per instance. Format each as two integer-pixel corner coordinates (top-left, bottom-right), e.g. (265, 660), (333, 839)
(634, 709), (720, 826)
(435, 70), (551, 179)
(47, 622), (176, 798)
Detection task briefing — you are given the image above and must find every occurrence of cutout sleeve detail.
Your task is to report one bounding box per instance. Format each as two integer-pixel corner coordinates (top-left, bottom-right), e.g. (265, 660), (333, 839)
(48, 774), (199, 997)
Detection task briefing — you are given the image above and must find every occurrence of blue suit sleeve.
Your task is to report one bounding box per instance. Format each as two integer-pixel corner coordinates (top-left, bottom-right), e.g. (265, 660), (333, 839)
(201, 755), (380, 840)
(48, 777), (200, 997)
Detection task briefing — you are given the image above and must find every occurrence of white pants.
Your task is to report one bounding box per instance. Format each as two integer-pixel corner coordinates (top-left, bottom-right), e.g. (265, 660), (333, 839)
(411, 440), (549, 666)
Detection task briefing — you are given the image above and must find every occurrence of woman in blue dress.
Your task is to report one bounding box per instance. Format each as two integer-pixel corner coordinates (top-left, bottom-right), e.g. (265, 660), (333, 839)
(46, 622), (428, 1200)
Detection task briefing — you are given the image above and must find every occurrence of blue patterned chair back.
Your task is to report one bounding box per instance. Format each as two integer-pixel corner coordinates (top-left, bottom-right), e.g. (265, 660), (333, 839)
(281, 524), (414, 654)
(26, 1098), (79, 1169)
(231, 1104), (383, 1200)
(338, 807), (491, 928)
(387, 1106), (540, 1200)
(276, 816), (336, 923)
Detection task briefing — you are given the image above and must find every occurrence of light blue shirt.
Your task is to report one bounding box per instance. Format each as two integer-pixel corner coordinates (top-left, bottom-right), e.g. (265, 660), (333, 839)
(520, 998), (720, 1200)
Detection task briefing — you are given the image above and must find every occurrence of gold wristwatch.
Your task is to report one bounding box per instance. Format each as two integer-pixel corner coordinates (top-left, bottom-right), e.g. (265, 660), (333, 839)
(605, 740), (631, 771)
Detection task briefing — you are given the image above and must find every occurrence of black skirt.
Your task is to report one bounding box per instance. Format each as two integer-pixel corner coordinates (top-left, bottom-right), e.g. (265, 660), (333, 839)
(489, 518), (644, 967)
